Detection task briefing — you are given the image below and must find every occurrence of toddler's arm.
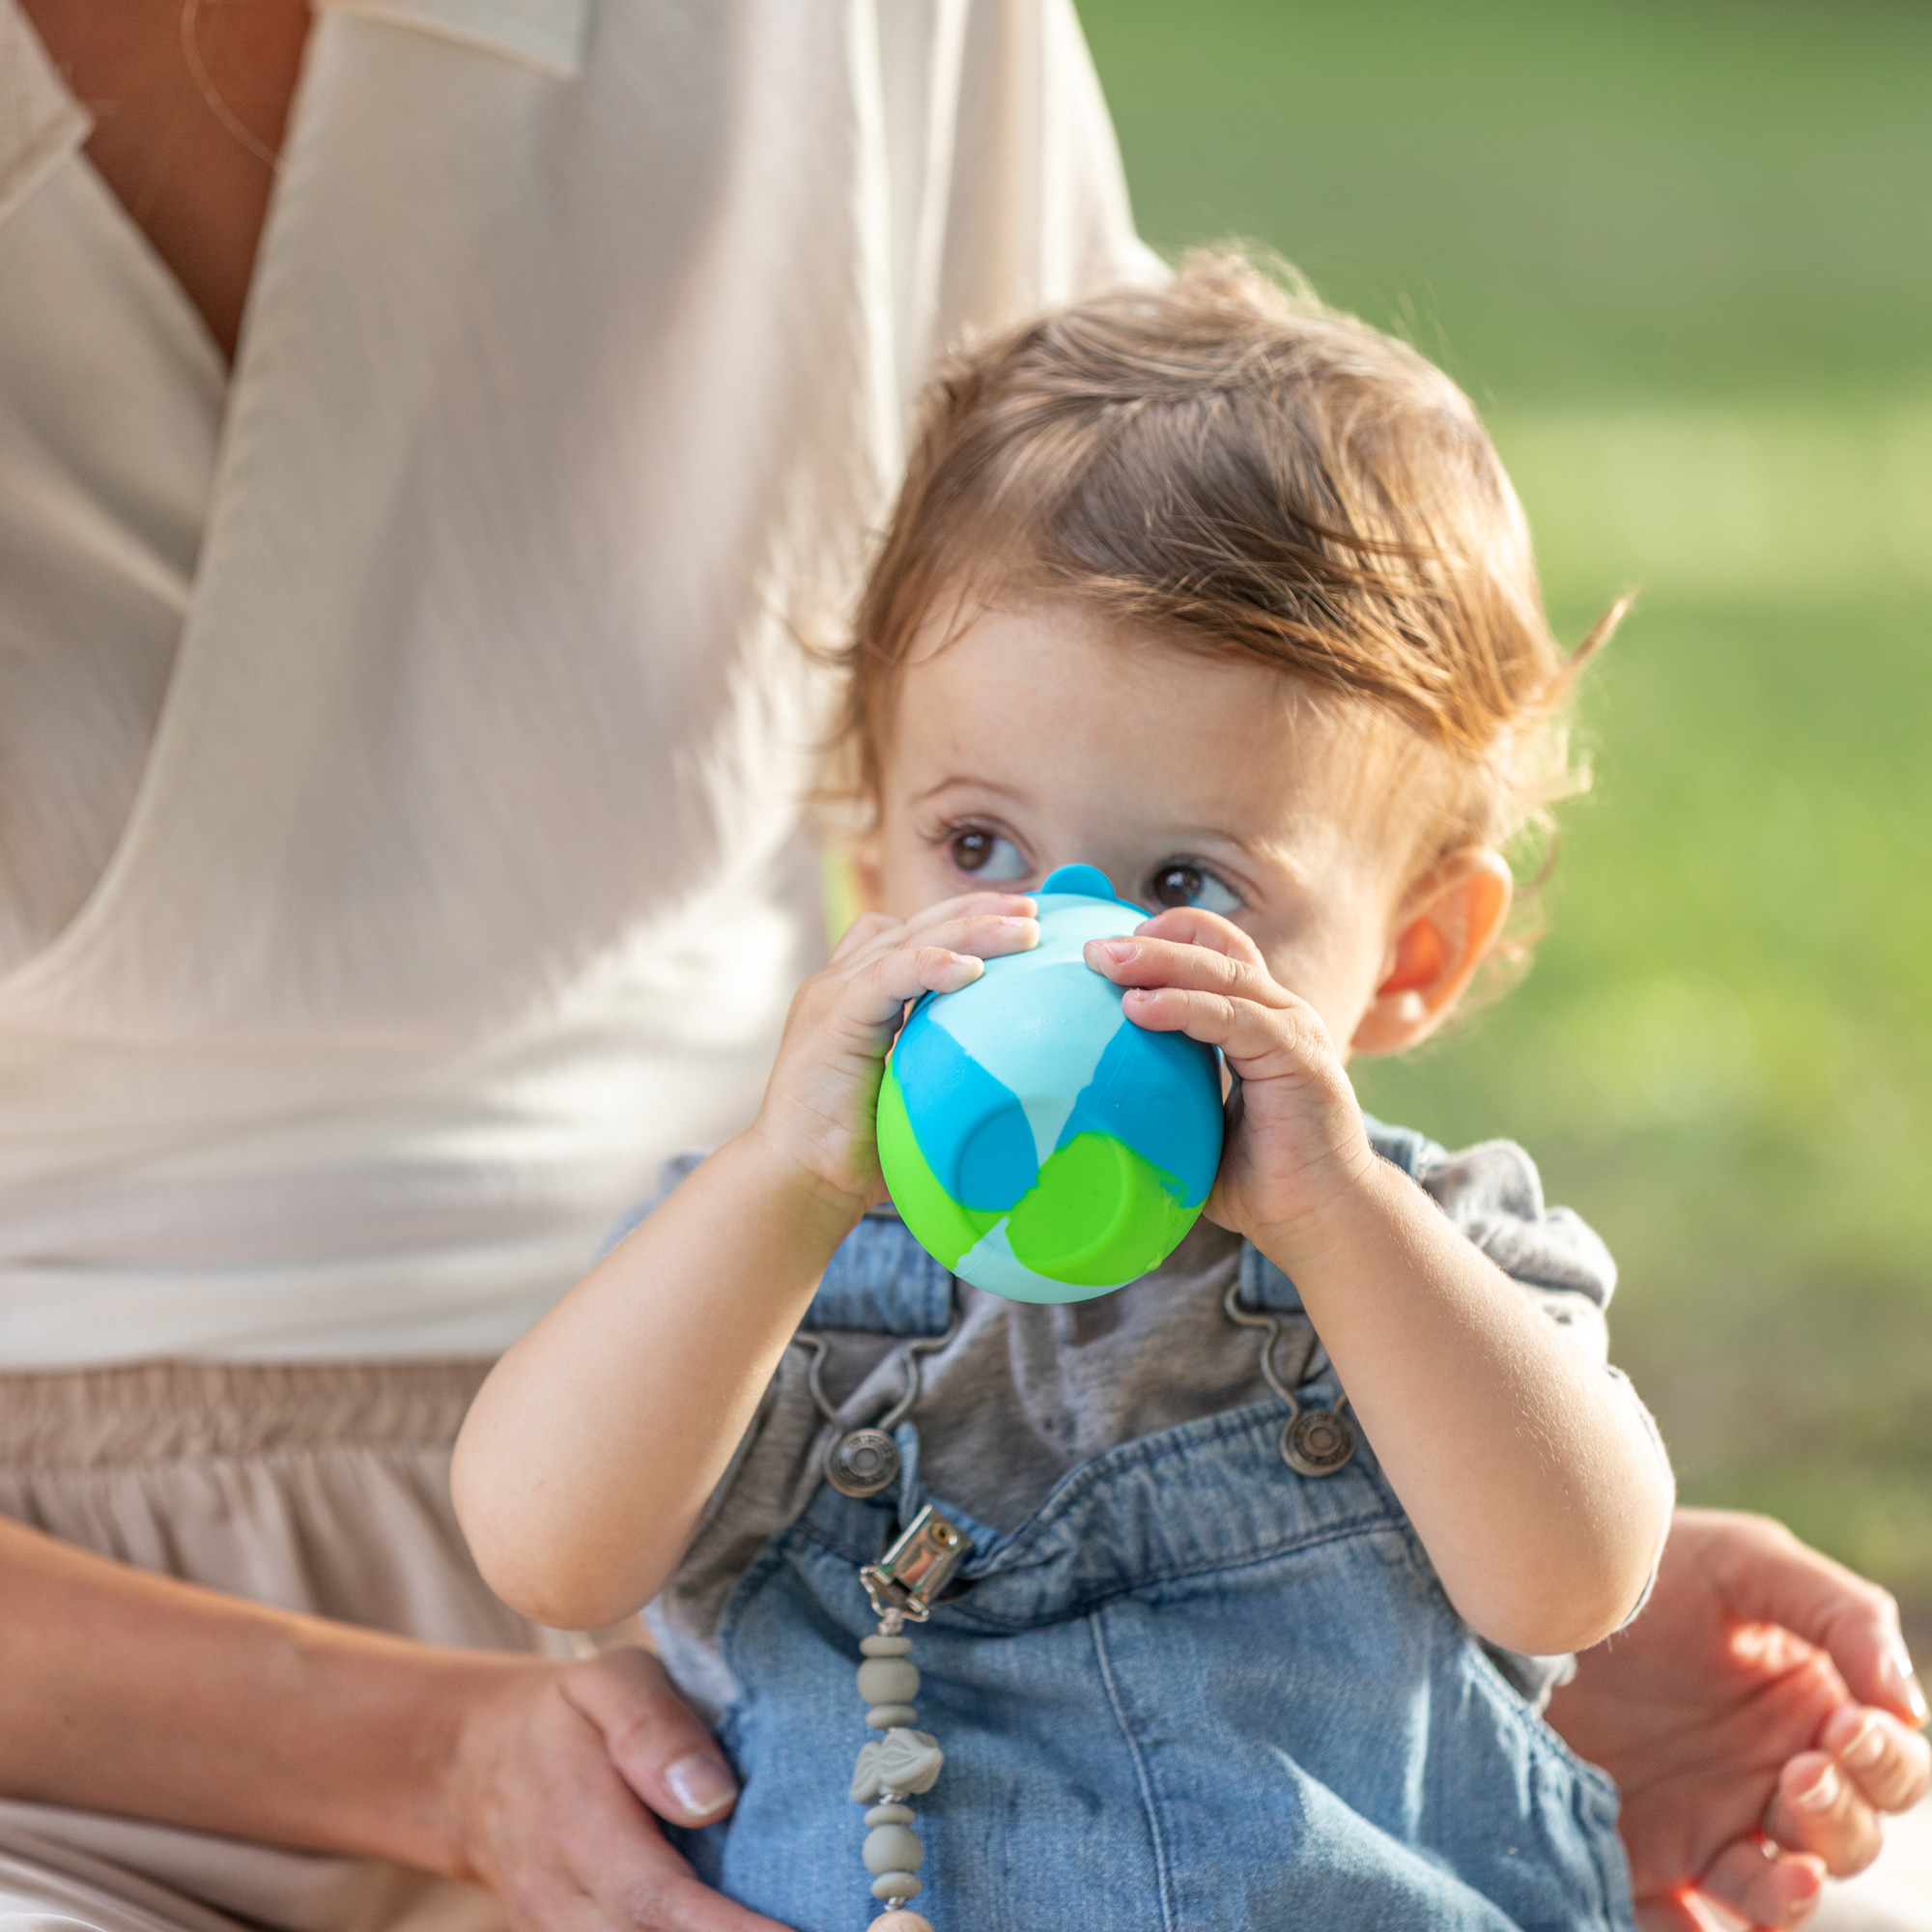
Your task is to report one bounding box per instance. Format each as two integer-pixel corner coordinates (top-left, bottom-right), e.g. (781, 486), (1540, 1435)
(451, 894), (1038, 1632)
(1087, 910), (1674, 1658)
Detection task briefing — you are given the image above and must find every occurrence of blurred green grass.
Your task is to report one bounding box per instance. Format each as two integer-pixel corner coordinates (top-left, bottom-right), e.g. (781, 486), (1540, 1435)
(1081, 2), (1932, 1608)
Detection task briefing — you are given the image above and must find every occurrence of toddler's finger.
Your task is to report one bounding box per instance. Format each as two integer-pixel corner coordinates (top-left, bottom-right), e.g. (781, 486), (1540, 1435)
(1130, 904), (1267, 964)
(1119, 984), (1330, 1077)
(828, 910), (900, 963)
(901, 890), (1037, 930)
(846, 945), (988, 1026)
(837, 897), (1036, 972)
(1086, 934), (1290, 1009)
(1821, 1704), (1932, 1815)
(897, 912), (1038, 963)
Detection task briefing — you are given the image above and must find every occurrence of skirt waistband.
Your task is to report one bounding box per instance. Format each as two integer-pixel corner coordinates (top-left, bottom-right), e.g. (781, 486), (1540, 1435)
(0, 1360), (494, 1469)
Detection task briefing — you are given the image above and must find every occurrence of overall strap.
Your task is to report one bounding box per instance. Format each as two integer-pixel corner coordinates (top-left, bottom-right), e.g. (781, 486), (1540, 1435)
(803, 1211), (954, 1337)
(1363, 1113), (1441, 1179)
(1236, 1116), (1442, 1315)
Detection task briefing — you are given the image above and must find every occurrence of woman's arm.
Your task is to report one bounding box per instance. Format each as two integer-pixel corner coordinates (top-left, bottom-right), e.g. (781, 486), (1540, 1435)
(0, 1516), (784, 1932)
(1087, 911), (1674, 1659)
(453, 894), (1038, 1632)
(0, 1513), (497, 1861)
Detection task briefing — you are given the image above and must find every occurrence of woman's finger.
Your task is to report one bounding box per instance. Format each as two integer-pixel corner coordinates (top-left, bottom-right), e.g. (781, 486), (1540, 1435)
(561, 1651), (740, 1825)
(1765, 1752), (1884, 1876)
(1130, 904), (1266, 964)
(1632, 1896), (1706, 1932)
(1819, 1702), (1932, 1815)
(1085, 933), (1292, 1009)
(463, 1662), (792, 1932)
(1696, 1836), (1828, 1930)
(1697, 1509), (1928, 1726)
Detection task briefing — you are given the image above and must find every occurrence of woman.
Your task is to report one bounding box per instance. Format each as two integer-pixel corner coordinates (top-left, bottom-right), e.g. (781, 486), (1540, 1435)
(0, 6), (1923, 1932)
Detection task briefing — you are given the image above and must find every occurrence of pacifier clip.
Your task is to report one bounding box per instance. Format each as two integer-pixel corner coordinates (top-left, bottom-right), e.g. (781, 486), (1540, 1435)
(847, 1503), (967, 1931)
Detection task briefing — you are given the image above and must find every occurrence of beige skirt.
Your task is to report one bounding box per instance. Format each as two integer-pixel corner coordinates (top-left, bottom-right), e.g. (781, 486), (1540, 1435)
(0, 1361), (553, 1932)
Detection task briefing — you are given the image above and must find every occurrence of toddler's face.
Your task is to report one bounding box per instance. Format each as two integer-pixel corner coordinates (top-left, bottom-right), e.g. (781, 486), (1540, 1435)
(859, 601), (1455, 1058)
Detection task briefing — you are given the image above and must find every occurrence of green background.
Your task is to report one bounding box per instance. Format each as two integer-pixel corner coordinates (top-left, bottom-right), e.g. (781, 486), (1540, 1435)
(1080, 0), (1932, 1632)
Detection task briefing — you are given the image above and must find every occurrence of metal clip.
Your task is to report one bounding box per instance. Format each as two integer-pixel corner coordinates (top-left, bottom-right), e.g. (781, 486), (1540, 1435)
(860, 1504), (968, 1623)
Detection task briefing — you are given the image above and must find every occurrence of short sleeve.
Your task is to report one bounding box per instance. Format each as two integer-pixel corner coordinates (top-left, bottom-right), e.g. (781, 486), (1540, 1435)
(1411, 1139), (1618, 1307)
(1384, 1134), (1617, 1366)
(1390, 1129), (1674, 1640)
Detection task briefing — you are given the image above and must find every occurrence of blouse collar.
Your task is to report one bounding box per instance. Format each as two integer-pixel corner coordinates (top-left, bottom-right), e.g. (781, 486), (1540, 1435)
(0, 0), (588, 241)
(316, 0), (588, 78)
(0, 0), (89, 230)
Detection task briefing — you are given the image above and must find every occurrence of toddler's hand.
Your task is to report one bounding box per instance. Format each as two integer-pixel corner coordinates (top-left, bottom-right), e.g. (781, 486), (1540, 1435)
(1084, 908), (1376, 1255)
(752, 893), (1038, 1220)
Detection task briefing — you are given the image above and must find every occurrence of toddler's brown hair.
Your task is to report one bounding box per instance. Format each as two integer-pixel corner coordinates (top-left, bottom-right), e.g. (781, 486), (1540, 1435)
(836, 250), (1622, 975)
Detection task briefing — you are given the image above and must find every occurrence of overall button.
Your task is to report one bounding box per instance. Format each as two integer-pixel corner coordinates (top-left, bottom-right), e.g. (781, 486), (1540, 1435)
(827, 1428), (900, 1497)
(1282, 1406), (1355, 1477)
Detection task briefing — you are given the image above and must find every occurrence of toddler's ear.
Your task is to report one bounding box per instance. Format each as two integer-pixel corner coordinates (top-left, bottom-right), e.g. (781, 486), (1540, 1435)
(1350, 849), (1512, 1056)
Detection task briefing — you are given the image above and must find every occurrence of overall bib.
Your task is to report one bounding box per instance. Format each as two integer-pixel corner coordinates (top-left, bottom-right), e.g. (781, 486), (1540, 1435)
(671, 1201), (1636, 1932)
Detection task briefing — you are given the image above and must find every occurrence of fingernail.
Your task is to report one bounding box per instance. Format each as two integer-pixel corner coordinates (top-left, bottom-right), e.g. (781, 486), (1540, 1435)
(666, 1750), (738, 1819)
(1792, 1765), (1839, 1812)
(1097, 940), (1136, 962)
(1845, 1720), (1887, 1769)
(1884, 1639), (1929, 1723)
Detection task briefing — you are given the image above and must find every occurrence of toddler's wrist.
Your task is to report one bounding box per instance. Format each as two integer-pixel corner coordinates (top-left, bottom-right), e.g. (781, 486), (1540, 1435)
(727, 1122), (872, 1256)
(1246, 1126), (1393, 1278)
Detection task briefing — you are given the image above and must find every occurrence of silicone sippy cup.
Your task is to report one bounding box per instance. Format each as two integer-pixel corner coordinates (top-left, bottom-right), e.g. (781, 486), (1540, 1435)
(877, 864), (1224, 1303)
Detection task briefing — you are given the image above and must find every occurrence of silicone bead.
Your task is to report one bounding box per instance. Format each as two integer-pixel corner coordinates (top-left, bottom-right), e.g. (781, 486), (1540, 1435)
(860, 1634), (915, 1658)
(866, 1703), (919, 1729)
(864, 1803), (915, 1827)
(863, 1825), (924, 1876)
(857, 1659), (921, 1705)
(869, 1915), (934, 1932)
(871, 1873), (923, 1902)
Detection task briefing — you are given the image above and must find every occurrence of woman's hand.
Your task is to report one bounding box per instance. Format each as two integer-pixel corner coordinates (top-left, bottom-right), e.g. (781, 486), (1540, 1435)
(1548, 1508), (1930, 1931)
(752, 892), (1037, 1212)
(0, 1520), (786, 1931)
(1080, 905), (1373, 1253)
(449, 1649), (791, 1932)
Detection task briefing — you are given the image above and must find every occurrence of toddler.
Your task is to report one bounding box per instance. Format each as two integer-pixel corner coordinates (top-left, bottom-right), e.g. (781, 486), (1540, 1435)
(454, 254), (1674, 1931)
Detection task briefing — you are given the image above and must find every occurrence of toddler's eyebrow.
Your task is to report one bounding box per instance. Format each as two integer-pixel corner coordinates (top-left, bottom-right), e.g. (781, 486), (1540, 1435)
(909, 775), (1033, 807)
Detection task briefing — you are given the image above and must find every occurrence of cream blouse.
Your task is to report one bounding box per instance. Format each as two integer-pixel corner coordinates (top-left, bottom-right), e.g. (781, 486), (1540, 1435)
(0, 0), (1152, 1364)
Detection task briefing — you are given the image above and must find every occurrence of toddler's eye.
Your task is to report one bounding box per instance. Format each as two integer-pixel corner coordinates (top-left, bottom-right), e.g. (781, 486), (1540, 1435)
(1148, 863), (1242, 915)
(950, 828), (1030, 882)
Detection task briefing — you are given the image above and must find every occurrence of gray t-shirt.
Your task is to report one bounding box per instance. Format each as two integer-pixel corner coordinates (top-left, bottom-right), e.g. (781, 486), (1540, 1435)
(631, 1130), (1660, 1715)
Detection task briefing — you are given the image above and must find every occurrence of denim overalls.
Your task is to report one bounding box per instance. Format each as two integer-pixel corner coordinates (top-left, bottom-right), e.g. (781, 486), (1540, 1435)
(668, 1137), (1635, 1931)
